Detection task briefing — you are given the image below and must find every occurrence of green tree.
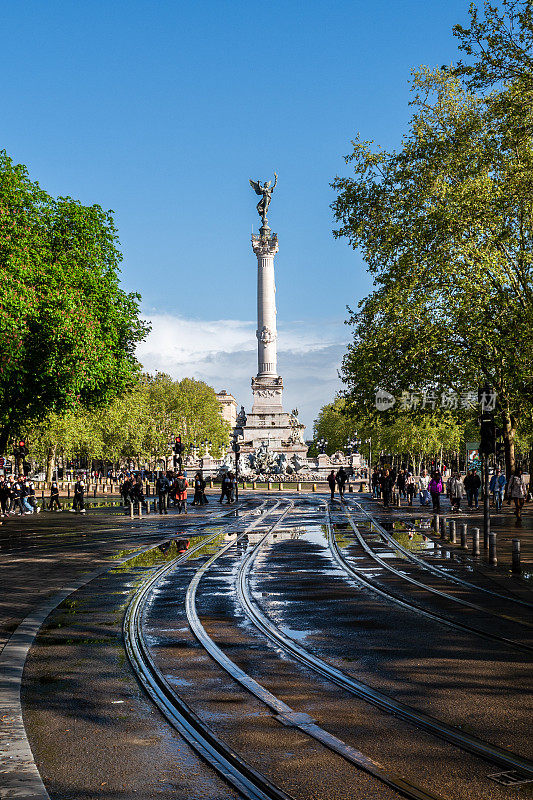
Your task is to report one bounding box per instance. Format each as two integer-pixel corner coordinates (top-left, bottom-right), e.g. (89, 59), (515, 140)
(0, 151), (149, 453)
(453, 0), (533, 91)
(313, 398), (358, 454)
(143, 374), (230, 460)
(332, 36), (533, 473)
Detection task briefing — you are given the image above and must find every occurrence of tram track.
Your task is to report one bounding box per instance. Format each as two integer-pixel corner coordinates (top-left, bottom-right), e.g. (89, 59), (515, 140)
(3, 500), (266, 800)
(346, 499), (533, 613)
(332, 504), (533, 653)
(182, 499), (445, 800)
(233, 503), (533, 781)
(124, 500), (301, 800)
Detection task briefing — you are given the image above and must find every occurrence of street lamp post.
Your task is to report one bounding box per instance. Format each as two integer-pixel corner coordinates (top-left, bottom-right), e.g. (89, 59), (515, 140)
(232, 428), (243, 503)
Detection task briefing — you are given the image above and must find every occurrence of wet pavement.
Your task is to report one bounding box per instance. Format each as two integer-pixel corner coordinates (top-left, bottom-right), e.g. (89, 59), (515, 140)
(1, 493), (532, 799)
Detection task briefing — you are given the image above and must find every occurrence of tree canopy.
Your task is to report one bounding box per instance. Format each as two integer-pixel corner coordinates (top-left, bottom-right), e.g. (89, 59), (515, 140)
(331, 1), (533, 473)
(0, 151), (149, 453)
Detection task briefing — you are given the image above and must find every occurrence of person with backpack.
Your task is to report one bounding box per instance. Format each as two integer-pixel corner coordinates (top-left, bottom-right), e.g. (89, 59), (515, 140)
(507, 467), (527, 521)
(175, 471), (188, 514)
(12, 476), (29, 515)
(336, 467), (348, 500)
(130, 477), (148, 512)
(405, 472), (416, 506)
(156, 473), (170, 515)
(73, 476), (86, 513)
(489, 468), (507, 512)
(18, 478), (33, 514)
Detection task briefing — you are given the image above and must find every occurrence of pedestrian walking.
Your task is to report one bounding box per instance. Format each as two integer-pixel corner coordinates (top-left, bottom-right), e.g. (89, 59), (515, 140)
(327, 470), (336, 502)
(489, 468), (507, 512)
(379, 469), (393, 509)
(405, 473), (416, 506)
(226, 472), (235, 503)
(428, 471), (444, 512)
(397, 469), (406, 500)
(448, 471), (465, 512)
(507, 467), (527, 521)
(11, 477), (28, 515)
(418, 470), (431, 507)
(193, 472), (208, 505)
(49, 479), (61, 511)
(336, 467), (348, 500)
(175, 471), (188, 514)
(25, 479), (40, 513)
(130, 477), (148, 511)
(371, 468), (380, 498)
(73, 476), (86, 513)
(121, 476), (132, 507)
(156, 473), (170, 514)
(0, 477), (10, 516)
(464, 468), (481, 510)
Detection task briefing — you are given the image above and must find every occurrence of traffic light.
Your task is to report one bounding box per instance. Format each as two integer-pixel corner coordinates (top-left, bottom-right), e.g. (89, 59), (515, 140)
(480, 415), (496, 455)
(173, 435), (183, 455)
(17, 440), (27, 457)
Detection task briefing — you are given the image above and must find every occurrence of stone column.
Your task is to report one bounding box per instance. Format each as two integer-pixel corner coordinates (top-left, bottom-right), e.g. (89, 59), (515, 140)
(251, 224), (283, 413)
(252, 225), (279, 377)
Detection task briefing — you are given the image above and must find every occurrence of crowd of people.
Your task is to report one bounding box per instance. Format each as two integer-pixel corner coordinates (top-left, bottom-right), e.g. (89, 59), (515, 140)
(120, 469), (215, 515)
(370, 464), (529, 520)
(0, 476), (41, 516)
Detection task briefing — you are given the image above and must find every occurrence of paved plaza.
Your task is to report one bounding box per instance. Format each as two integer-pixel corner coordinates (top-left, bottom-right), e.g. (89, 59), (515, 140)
(1, 492), (531, 800)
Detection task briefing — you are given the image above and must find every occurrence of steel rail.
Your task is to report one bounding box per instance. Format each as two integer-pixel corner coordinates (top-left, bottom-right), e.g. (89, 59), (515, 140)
(235, 506), (533, 780)
(348, 499), (533, 612)
(185, 500), (447, 800)
(342, 502), (532, 628)
(335, 504), (533, 654)
(124, 501), (296, 800)
(0, 509), (258, 800)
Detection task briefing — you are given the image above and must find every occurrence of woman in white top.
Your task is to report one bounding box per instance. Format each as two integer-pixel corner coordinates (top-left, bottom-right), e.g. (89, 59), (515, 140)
(418, 471), (431, 507)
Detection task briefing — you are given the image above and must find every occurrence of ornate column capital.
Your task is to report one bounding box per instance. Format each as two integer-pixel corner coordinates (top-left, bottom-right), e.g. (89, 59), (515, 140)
(251, 227), (279, 257)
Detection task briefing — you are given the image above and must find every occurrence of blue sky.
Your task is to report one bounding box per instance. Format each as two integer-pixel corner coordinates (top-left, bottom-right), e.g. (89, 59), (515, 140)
(2, 0), (472, 429)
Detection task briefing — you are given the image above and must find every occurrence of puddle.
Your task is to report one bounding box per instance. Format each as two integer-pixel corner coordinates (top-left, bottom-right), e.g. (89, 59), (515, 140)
(277, 625), (321, 642)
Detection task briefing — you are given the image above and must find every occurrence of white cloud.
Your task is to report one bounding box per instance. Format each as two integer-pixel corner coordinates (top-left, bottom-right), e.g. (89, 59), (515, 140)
(137, 313), (348, 430)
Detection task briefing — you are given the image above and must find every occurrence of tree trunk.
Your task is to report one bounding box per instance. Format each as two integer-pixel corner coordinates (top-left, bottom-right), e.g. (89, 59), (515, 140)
(46, 443), (57, 484)
(503, 413), (516, 478)
(0, 427), (11, 456)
